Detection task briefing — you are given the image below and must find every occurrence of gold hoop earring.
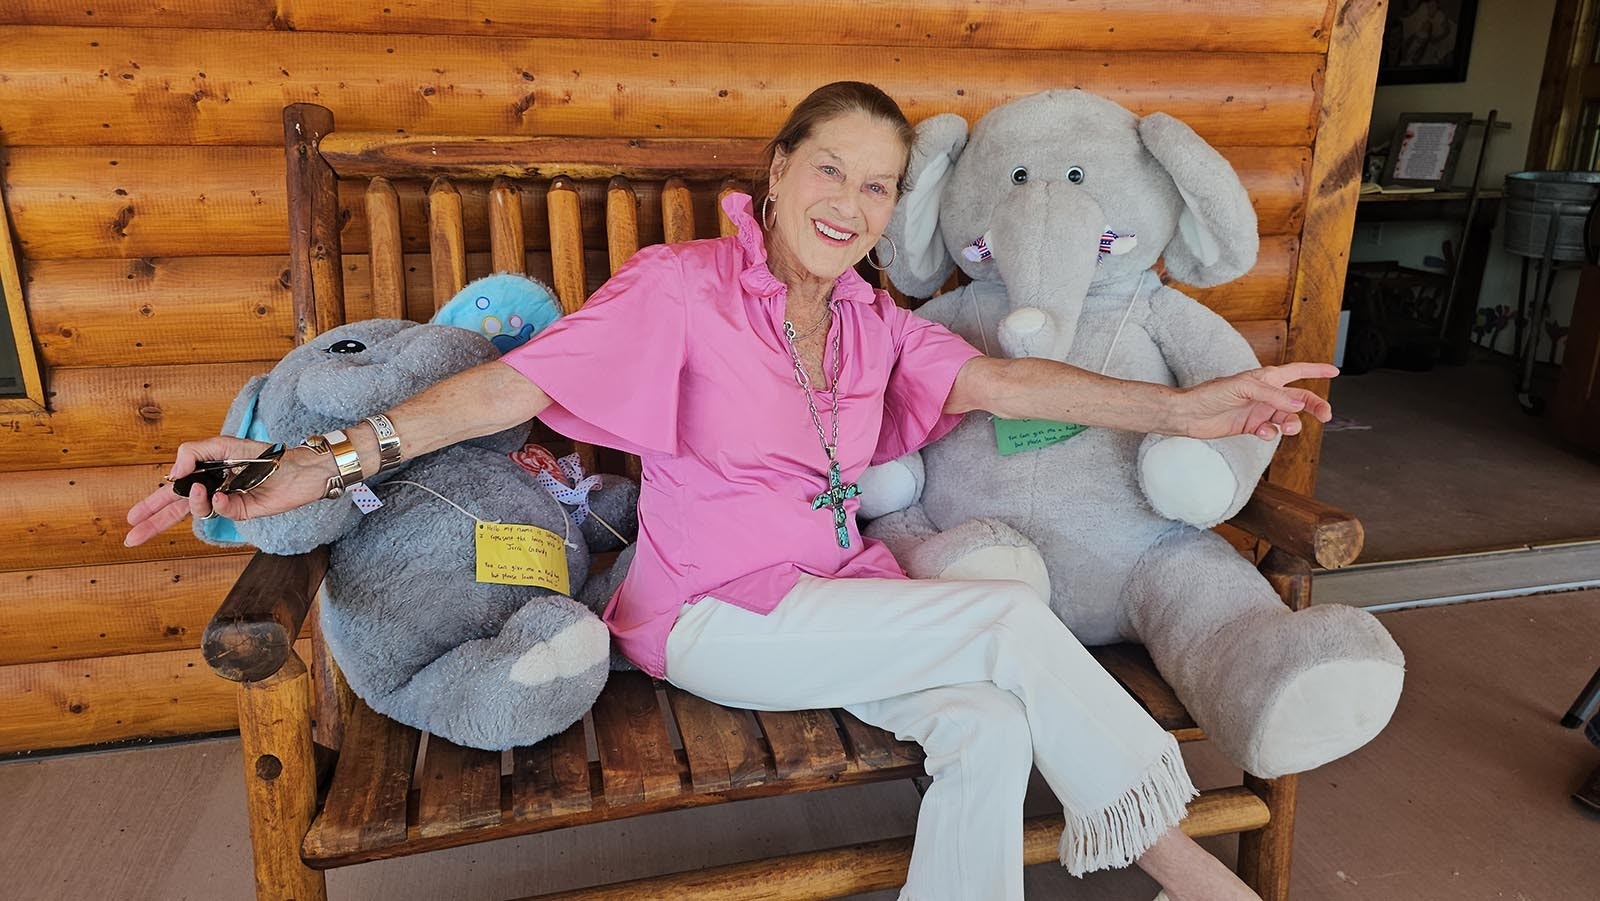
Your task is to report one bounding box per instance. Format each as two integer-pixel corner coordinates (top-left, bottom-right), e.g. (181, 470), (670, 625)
(868, 236), (897, 271)
(761, 194), (777, 230)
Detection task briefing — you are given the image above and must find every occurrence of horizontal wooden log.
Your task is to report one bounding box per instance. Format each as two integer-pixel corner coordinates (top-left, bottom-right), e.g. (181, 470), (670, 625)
(5, 145), (1304, 259)
(26, 250), (617, 368)
(1, 2), (1332, 54)
(1180, 235), (1298, 322)
(524, 787), (1270, 900)
(320, 135), (772, 182)
(28, 230), (1290, 370)
(0, 640), (305, 754)
(1232, 482), (1365, 569)
(0, 28), (1322, 147)
(24, 256), (299, 368)
(0, 554), (252, 666)
(5, 147), (728, 259)
(1238, 319), (1287, 366)
(204, 549), (328, 683)
(0, 463), (239, 570)
(0, 361), (263, 471)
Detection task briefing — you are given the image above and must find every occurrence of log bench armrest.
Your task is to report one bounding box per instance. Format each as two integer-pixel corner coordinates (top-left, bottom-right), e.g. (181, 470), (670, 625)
(1228, 482), (1364, 570)
(202, 548), (329, 683)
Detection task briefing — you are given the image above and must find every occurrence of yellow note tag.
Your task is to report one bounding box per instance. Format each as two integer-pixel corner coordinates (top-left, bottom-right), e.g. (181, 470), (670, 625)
(475, 522), (570, 594)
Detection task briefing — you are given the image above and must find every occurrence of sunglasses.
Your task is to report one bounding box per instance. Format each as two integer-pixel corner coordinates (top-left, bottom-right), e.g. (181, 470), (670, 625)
(167, 443), (287, 499)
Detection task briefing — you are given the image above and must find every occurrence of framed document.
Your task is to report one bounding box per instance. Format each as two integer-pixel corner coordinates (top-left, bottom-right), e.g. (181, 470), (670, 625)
(1382, 113), (1473, 188)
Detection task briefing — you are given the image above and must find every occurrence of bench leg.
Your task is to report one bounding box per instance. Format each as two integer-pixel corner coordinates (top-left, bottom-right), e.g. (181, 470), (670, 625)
(1236, 773), (1297, 901)
(238, 652), (327, 901)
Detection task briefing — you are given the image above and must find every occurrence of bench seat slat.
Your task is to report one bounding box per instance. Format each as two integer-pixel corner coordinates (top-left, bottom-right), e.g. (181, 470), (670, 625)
(755, 709), (850, 782)
(665, 685), (770, 793)
(303, 697), (421, 859)
(591, 671), (683, 806)
(837, 710), (924, 773)
(511, 717), (593, 820)
(1090, 643), (1202, 738)
(415, 735), (503, 837)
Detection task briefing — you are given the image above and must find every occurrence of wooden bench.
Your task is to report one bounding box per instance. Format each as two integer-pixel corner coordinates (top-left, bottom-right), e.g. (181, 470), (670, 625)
(204, 102), (1365, 900)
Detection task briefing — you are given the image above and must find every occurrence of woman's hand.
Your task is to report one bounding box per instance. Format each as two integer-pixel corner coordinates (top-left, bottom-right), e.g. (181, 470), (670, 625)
(1176, 362), (1337, 440)
(123, 437), (337, 547)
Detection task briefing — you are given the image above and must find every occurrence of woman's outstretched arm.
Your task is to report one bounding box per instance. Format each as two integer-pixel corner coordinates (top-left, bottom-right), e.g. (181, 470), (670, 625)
(944, 355), (1335, 441)
(124, 361), (548, 546)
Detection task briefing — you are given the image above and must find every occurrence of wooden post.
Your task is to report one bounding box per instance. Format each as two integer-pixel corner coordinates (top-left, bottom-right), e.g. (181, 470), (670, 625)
(661, 177), (697, 245)
(364, 176), (407, 320)
(237, 652), (326, 901)
(1259, 546), (1313, 612)
(605, 177), (640, 275)
(1274, 0), (1389, 496)
(427, 176), (467, 311)
(282, 103), (346, 342)
(1238, 773), (1300, 901)
(546, 178), (588, 315)
(716, 179), (743, 238)
(546, 177), (597, 474)
(488, 177), (527, 275)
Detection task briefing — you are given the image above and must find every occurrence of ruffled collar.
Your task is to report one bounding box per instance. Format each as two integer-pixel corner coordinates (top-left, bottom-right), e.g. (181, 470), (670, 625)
(720, 192), (878, 304)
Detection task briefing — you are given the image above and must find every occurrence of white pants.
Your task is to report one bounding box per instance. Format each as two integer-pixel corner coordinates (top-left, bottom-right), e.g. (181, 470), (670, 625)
(664, 575), (1197, 901)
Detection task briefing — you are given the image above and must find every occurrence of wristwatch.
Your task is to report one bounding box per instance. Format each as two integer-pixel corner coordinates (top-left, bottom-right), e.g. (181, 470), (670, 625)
(300, 429), (364, 499)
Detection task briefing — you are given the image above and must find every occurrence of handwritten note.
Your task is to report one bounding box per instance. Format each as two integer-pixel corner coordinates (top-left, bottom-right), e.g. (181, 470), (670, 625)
(994, 418), (1088, 456)
(475, 522), (570, 594)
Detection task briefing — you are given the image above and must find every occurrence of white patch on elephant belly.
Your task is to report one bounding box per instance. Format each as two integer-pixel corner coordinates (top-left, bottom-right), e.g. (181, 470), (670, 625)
(507, 616), (610, 686)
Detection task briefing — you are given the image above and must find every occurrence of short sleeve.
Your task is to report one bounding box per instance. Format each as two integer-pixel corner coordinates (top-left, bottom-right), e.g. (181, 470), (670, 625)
(500, 244), (686, 457)
(872, 301), (984, 464)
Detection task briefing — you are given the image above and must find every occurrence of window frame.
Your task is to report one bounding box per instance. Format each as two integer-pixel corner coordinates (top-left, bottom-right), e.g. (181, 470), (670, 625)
(1, 157), (46, 414)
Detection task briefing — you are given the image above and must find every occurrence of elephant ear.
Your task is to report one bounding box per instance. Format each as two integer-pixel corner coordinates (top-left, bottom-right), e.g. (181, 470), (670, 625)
(880, 113), (969, 299)
(1139, 112), (1259, 288)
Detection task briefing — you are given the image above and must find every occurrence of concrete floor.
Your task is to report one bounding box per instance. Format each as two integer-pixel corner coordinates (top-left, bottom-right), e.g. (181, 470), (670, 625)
(1317, 357), (1600, 562)
(3, 590), (1597, 901)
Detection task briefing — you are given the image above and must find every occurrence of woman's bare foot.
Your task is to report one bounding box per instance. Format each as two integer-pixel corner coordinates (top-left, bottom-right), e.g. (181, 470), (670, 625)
(1135, 826), (1259, 901)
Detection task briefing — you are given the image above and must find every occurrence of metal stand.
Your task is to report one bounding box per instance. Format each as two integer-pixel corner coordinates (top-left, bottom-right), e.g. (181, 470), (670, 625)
(1562, 666), (1600, 729)
(1516, 202), (1567, 414)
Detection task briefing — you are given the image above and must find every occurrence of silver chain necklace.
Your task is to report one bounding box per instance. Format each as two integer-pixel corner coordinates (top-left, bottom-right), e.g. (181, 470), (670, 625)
(782, 298), (861, 548)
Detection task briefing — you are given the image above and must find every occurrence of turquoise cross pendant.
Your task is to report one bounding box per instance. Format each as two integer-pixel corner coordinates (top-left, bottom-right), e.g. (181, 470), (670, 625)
(810, 458), (862, 548)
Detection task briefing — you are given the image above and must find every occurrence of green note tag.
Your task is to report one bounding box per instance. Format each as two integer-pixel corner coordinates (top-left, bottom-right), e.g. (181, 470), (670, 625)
(994, 418), (1088, 456)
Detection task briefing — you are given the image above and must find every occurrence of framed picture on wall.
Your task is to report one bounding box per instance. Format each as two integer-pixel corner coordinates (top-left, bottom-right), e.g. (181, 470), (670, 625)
(1377, 0), (1480, 85)
(1382, 112), (1474, 188)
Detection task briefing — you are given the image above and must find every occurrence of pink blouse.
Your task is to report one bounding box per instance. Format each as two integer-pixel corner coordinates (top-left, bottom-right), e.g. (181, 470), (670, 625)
(500, 193), (982, 677)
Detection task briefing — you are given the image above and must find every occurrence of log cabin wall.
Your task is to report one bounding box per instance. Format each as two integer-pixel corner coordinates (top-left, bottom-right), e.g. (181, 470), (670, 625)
(0, 1), (1385, 753)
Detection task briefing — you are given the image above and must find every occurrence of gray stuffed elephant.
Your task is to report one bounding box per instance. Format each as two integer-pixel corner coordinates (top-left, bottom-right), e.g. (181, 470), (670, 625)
(860, 90), (1404, 779)
(197, 274), (638, 750)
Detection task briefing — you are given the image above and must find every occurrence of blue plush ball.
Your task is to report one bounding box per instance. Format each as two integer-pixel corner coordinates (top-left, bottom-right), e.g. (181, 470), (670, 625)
(432, 273), (562, 353)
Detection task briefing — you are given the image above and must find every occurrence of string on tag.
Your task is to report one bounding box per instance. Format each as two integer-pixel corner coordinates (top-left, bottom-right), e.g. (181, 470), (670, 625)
(379, 479), (578, 549)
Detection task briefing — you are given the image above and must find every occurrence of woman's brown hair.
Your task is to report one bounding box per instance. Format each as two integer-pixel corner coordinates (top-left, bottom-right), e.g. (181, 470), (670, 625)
(754, 81), (916, 204)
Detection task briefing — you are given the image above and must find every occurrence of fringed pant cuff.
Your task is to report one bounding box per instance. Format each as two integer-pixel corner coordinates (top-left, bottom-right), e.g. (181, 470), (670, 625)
(1059, 734), (1198, 876)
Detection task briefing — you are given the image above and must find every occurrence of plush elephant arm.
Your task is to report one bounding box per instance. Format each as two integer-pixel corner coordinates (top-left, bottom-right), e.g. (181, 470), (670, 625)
(856, 452), (925, 520)
(1136, 285), (1278, 527)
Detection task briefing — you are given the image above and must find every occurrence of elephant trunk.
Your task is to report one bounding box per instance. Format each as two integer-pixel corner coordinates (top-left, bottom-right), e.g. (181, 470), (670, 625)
(987, 182), (1109, 361)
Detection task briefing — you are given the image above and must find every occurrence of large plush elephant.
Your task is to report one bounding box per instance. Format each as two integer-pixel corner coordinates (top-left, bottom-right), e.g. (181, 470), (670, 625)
(860, 89), (1404, 778)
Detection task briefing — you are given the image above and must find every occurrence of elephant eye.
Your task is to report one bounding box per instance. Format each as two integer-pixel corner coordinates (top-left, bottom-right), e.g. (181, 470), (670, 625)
(1009, 166), (1029, 185)
(326, 339), (366, 354)
(1066, 166), (1086, 184)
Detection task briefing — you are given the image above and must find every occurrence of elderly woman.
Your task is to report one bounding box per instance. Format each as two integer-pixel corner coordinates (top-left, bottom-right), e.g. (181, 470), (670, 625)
(128, 82), (1332, 901)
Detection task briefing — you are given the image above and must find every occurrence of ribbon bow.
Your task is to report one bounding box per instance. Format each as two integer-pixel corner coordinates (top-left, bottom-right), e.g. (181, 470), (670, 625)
(532, 453), (604, 526)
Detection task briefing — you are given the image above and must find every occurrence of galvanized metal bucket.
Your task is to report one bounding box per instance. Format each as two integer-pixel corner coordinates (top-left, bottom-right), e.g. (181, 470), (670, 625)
(1503, 170), (1600, 261)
